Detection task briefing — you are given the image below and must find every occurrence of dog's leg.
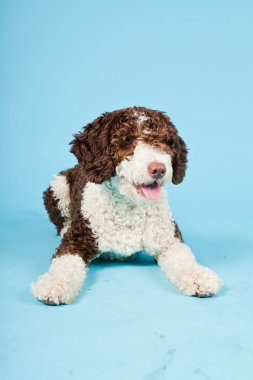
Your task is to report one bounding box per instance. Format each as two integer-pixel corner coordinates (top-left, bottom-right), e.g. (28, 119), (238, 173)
(31, 219), (98, 305)
(31, 254), (87, 305)
(157, 242), (222, 297)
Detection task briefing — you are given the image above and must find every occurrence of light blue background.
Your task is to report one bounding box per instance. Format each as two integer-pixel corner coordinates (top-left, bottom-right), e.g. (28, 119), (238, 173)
(1, 1), (253, 379)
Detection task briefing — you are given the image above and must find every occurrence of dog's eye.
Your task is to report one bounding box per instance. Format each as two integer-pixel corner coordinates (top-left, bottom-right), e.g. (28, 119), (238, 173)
(123, 136), (133, 145)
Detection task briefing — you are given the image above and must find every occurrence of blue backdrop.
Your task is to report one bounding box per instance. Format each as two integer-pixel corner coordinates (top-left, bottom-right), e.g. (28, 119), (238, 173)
(1, 1), (253, 379)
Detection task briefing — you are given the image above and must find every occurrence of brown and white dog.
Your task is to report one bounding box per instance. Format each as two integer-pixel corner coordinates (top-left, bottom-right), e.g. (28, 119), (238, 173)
(31, 106), (222, 305)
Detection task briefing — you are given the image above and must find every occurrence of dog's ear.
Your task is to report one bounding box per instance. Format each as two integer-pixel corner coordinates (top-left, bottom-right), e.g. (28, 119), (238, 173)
(172, 134), (188, 185)
(70, 114), (115, 184)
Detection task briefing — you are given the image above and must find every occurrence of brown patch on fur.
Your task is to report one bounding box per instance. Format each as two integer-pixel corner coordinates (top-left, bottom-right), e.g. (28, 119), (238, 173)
(43, 187), (65, 235)
(70, 114), (116, 184)
(53, 218), (98, 264)
(174, 221), (184, 243)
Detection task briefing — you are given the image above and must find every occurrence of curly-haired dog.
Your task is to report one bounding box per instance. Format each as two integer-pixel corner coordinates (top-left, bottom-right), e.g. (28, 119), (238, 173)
(32, 106), (222, 305)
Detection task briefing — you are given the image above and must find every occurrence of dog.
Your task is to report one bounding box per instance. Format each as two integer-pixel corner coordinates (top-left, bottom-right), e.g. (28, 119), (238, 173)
(31, 106), (222, 305)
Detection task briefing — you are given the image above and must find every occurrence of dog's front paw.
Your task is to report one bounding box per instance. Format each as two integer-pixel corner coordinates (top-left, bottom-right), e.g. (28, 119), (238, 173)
(179, 266), (223, 297)
(31, 272), (74, 305)
(31, 254), (87, 305)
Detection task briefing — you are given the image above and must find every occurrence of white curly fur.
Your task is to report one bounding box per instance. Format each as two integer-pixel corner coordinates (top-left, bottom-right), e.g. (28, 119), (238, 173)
(51, 175), (71, 236)
(81, 181), (222, 295)
(31, 254), (87, 305)
(157, 243), (222, 296)
(50, 175), (70, 216)
(81, 182), (175, 256)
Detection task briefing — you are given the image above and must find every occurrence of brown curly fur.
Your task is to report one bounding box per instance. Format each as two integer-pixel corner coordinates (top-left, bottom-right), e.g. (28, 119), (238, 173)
(44, 106), (187, 262)
(43, 187), (65, 235)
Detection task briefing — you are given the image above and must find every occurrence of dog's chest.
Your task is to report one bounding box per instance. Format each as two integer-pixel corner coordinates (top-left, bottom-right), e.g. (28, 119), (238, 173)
(81, 183), (175, 256)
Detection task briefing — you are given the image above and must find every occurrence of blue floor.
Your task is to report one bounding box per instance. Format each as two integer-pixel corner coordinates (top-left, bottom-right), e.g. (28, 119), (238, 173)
(1, 212), (253, 380)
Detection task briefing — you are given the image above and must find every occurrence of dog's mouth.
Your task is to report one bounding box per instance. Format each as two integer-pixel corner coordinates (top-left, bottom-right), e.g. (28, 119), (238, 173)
(135, 181), (161, 200)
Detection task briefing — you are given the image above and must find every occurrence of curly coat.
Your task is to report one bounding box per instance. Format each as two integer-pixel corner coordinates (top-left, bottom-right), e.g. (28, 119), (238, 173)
(45, 106), (187, 263)
(32, 106), (222, 305)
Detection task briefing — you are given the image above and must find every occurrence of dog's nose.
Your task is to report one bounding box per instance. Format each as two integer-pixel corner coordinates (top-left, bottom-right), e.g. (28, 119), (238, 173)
(148, 162), (166, 179)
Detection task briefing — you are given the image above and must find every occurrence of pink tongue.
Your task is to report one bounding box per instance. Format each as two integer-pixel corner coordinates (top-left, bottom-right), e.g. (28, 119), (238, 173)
(140, 183), (161, 200)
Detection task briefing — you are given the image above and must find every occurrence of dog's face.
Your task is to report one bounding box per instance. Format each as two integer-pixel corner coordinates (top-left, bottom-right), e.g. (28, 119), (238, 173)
(71, 107), (187, 203)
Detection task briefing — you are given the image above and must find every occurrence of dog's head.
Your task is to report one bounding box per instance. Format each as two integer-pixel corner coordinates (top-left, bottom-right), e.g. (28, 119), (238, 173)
(71, 107), (187, 202)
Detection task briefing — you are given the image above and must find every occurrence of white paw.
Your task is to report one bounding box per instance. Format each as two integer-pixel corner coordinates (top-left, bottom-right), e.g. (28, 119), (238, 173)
(31, 271), (74, 305)
(31, 254), (87, 305)
(179, 265), (223, 297)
